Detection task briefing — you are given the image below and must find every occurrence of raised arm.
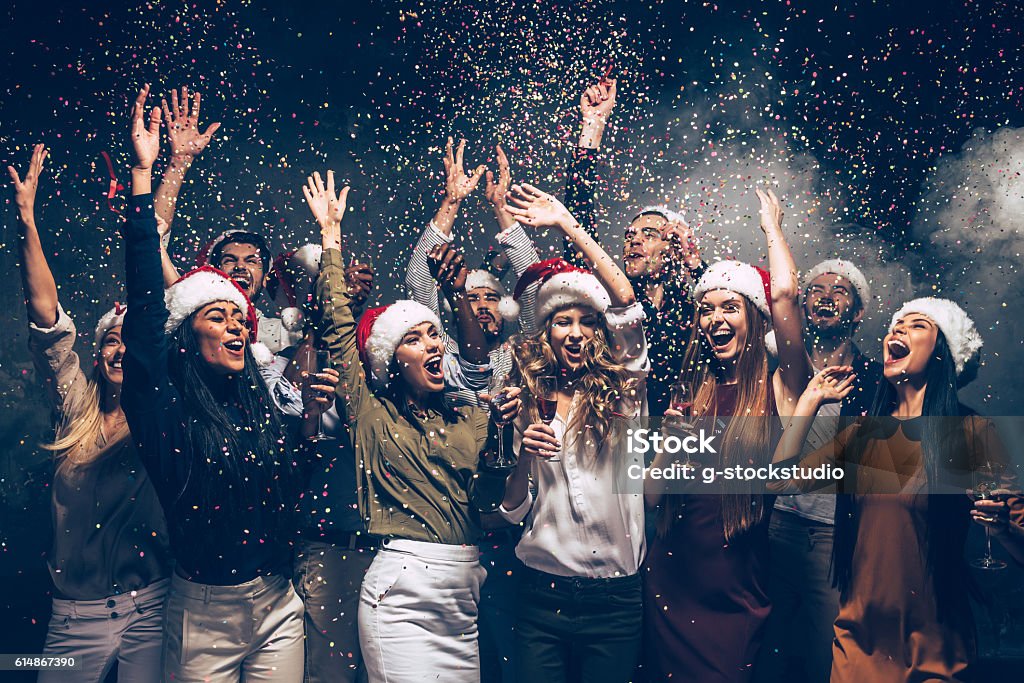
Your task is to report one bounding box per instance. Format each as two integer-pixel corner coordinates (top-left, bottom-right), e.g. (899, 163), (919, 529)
(506, 183), (636, 308)
(154, 87), (221, 234)
(431, 137), (486, 237)
(484, 144), (541, 334)
(122, 85), (173, 406)
(757, 189), (812, 415)
(303, 170), (376, 421)
(428, 243), (489, 365)
(563, 77), (616, 266)
(10, 144), (58, 328)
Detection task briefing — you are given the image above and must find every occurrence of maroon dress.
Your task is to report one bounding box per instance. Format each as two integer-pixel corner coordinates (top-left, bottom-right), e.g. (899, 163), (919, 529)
(642, 384), (778, 682)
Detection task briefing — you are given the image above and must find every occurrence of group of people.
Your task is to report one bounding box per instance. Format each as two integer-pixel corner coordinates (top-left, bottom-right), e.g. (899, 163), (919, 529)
(11, 75), (1024, 683)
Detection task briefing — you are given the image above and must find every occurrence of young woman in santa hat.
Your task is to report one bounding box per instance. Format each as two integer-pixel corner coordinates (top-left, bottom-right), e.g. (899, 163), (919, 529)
(642, 188), (812, 682)
(302, 168), (520, 683)
(494, 182), (648, 683)
(12, 140), (172, 682)
(121, 86), (335, 682)
(772, 297), (1023, 682)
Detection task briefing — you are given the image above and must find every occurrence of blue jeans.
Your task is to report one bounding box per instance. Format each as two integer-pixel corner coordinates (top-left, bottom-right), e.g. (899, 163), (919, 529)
(754, 511), (839, 683)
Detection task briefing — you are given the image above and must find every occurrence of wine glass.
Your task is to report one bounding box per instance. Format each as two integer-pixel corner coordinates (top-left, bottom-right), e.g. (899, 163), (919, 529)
(665, 381), (697, 472)
(971, 460), (1007, 571)
(536, 375), (560, 463)
(486, 374), (516, 469)
(307, 349), (335, 442)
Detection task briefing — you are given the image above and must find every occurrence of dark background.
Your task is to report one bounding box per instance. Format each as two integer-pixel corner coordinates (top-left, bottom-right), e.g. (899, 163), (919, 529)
(1, 0), (1022, 677)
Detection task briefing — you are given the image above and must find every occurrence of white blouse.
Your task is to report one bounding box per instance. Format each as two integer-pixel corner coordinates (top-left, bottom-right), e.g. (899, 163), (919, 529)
(500, 302), (649, 578)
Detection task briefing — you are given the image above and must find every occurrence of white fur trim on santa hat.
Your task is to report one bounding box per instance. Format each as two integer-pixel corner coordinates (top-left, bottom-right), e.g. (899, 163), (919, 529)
(889, 297), (982, 376)
(250, 342), (275, 367)
(634, 205), (688, 227)
(536, 271), (612, 324)
(693, 261), (770, 319)
(94, 305), (127, 348)
(364, 301), (442, 389)
(466, 269), (519, 322)
(802, 259), (871, 310)
(164, 270), (250, 336)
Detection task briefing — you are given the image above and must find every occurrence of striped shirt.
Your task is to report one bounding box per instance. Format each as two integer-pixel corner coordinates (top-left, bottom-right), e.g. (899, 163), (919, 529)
(404, 221), (541, 407)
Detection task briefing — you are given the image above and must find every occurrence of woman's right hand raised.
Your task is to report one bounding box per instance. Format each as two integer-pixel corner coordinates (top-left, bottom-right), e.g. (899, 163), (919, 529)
(522, 422), (561, 459)
(7, 143), (47, 217)
(302, 170), (349, 251)
(130, 84), (162, 170)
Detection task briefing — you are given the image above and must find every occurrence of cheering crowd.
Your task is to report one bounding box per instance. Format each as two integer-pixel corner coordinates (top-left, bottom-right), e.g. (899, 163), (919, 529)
(10, 76), (1024, 683)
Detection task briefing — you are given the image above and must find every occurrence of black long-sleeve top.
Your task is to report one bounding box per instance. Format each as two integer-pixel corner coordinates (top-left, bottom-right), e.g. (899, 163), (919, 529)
(562, 147), (703, 413)
(121, 193), (293, 585)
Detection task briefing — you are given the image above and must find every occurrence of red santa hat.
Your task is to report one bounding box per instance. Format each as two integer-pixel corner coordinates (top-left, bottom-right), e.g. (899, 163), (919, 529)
(164, 266), (259, 340)
(356, 301), (442, 390)
(692, 260), (776, 355)
(513, 258), (612, 324)
(465, 269), (519, 322)
(94, 302), (127, 349)
(266, 243), (323, 332)
(889, 297), (982, 377)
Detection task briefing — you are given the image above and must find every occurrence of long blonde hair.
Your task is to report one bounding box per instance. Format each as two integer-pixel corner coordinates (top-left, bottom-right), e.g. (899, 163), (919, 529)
(659, 296), (773, 541)
(44, 361), (129, 472)
(509, 311), (639, 451)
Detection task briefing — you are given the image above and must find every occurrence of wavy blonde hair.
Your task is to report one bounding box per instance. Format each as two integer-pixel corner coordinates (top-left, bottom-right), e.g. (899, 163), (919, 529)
(509, 310), (640, 451)
(658, 296), (774, 541)
(44, 361), (129, 472)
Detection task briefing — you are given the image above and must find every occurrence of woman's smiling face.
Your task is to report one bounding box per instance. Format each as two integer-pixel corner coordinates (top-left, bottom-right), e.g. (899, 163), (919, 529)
(698, 289), (749, 363)
(548, 306), (599, 371)
(883, 313), (939, 384)
(191, 301), (249, 375)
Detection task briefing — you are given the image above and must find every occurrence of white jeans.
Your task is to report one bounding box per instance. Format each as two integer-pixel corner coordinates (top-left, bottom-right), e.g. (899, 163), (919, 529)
(358, 538), (486, 683)
(39, 578), (169, 683)
(163, 572), (304, 683)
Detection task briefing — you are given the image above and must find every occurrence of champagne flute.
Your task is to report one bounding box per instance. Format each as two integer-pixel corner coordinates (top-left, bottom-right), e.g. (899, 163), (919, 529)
(307, 349), (335, 442)
(971, 460), (1007, 570)
(486, 374), (516, 469)
(536, 375), (560, 463)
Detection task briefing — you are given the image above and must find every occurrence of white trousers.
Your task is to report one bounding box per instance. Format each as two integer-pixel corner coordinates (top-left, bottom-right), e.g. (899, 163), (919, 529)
(162, 572), (304, 683)
(40, 578), (169, 683)
(358, 538), (486, 683)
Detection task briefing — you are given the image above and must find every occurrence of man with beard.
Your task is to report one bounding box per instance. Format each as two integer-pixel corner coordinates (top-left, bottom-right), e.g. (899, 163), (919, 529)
(755, 259), (882, 683)
(405, 138), (540, 407)
(562, 76), (705, 413)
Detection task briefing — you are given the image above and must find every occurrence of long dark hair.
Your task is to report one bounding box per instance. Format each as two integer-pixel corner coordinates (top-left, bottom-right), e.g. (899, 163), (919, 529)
(167, 315), (299, 550)
(832, 331), (973, 620)
(660, 297), (774, 541)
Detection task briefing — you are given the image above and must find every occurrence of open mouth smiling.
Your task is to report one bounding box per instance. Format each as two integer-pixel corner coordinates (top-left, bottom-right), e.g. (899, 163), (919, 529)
(424, 355), (443, 379)
(814, 301), (838, 318)
(710, 328), (735, 349)
(223, 339), (245, 355)
(886, 339), (910, 363)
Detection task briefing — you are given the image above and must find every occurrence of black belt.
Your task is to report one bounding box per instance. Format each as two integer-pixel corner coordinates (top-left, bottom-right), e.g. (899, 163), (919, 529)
(523, 566), (640, 591)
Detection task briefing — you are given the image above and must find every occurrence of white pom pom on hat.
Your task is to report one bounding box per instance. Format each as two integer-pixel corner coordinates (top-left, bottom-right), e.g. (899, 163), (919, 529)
(356, 301), (443, 390)
(889, 297), (982, 377)
(465, 269), (519, 322)
(802, 259), (871, 309)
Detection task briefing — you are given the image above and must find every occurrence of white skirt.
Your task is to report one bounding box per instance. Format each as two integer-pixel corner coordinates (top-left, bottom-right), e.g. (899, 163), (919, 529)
(359, 538), (485, 683)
